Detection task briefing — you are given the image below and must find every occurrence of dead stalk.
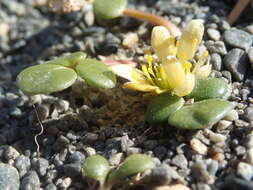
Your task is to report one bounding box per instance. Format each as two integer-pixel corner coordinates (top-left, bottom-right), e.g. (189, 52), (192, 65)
(123, 8), (181, 37)
(227, 0), (250, 25)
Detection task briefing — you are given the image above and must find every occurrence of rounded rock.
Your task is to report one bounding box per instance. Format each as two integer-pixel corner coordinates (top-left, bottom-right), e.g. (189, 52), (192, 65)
(0, 163), (20, 190)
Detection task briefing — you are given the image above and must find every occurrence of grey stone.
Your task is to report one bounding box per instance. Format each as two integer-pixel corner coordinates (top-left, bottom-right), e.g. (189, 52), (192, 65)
(69, 151), (85, 163)
(224, 48), (249, 81)
(219, 20), (231, 31)
(210, 53), (222, 70)
(120, 135), (134, 152)
(20, 171), (40, 190)
(0, 163), (20, 190)
(33, 157), (49, 177)
(224, 176), (253, 190)
(56, 177), (72, 189)
(221, 71), (232, 83)
(247, 47), (253, 70)
(63, 163), (81, 177)
(237, 162), (253, 181)
(143, 140), (158, 150)
(45, 169), (58, 184)
(240, 88), (250, 101)
(4, 146), (20, 161)
(205, 40), (227, 55)
(246, 135), (253, 148)
(171, 154), (188, 169)
(243, 107), (253, 122)
(45, 183), (57, 190)
(192, 162), (214, 184)
(245, 25), (253, 34)
(224, 29), (253, 51)
(153, 146), (167, 160)
(53, 135), (70, 151)
(207, 28), (220, 41)
(150, 164), (179, 185)
(82, 132), (98, 144)
(15, 155), (31, 177)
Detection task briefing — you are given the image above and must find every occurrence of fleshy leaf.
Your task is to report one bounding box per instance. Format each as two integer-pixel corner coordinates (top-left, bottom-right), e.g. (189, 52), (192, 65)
(107, 154), (155, 185)
(168, 99), (233, 129)
(46, 52), (87, 68)
(94, 0), (127, 19)
(75, 58), (116, 88)
(185, 78), (230, 101)
(17, 64), (77, 95)
(146, 93), (184, 124)
(82, 155), (109, 185)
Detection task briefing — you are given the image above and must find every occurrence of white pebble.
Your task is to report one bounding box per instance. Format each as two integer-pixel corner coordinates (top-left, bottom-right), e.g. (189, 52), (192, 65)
(204, 129), (227, 143)
(122, 33), (139, 48)
(217, 120), (232, 130)
(223, 109), (239, 121)
(190, 138), (208, 155)
(246, 148), (253, 166)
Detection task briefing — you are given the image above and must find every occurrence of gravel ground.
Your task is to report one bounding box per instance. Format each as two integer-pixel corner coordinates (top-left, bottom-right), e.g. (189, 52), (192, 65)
(1, 0), (253, 190)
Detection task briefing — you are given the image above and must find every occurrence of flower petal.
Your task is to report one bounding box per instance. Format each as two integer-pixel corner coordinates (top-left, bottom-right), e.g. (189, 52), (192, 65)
(110, 64), (147, 83)
(177, 19), (204, 61)
(194, 64), (212, 78)
(151, 26), (177, 60)
(162, 57), (185, 89)
(123, 82), (159, 92)
(173, 73), (195, 97)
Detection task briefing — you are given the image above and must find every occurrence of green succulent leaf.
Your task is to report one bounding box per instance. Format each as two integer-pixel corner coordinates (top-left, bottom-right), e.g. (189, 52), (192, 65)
(146, 93), (184, 124)
(168, 99), (233, 129)
(17, 64), (77, 95)
(107, 154), (155, 185)
(46, 52), (87, 68)
(82, 155), (110, 184)
(94, 0), (127, 19)
(75, 58), (116, 89)
(185, 78), (230, 101)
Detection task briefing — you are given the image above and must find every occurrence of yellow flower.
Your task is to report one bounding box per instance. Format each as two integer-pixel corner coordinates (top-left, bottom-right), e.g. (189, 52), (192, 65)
(111, 19), (211, 97)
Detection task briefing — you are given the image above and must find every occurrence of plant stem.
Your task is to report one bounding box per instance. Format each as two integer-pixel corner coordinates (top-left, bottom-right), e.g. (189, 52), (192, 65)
(227, 0), (250, 25)
(123, 8), (181, 37)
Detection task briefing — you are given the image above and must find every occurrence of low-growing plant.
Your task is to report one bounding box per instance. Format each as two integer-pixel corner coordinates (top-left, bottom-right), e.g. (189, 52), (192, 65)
(110, 19), (232, 129)
(82, 154), (155, 190)
(17, 52), (116, 95)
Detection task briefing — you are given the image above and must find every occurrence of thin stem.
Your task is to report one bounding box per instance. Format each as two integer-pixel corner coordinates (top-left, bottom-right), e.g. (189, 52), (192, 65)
(227, 0), (250, 25)
(123, 8), (181, 37)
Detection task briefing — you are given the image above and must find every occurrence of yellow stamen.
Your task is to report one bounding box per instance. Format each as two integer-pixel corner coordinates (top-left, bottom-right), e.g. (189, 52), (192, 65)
(183, 61), (192, 74)
(141, 65), (155, 85)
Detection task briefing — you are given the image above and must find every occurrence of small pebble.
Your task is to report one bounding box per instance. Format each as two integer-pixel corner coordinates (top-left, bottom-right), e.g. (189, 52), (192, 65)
(223, 109), (239, 121)
(0, 23), (10, 37)
(14, 155), (31, 177)
(224, 29), (253, 51)
(190, 138), (208, 155)
(237, 162), (253, 180)
(210, 53), (222, 71)
(4, 146), (20, 161)
(207, 28), (220, 41)
(171, 154), (188, 169)
(246, 148), (253, 166)
(20, 170), (40, 190)
(204, 129), (227, 143)
(223, 48), (248, 82)
(0, 163), (20, 190)
(205, 40), (227, 55)
(122, 33), (139, 48)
